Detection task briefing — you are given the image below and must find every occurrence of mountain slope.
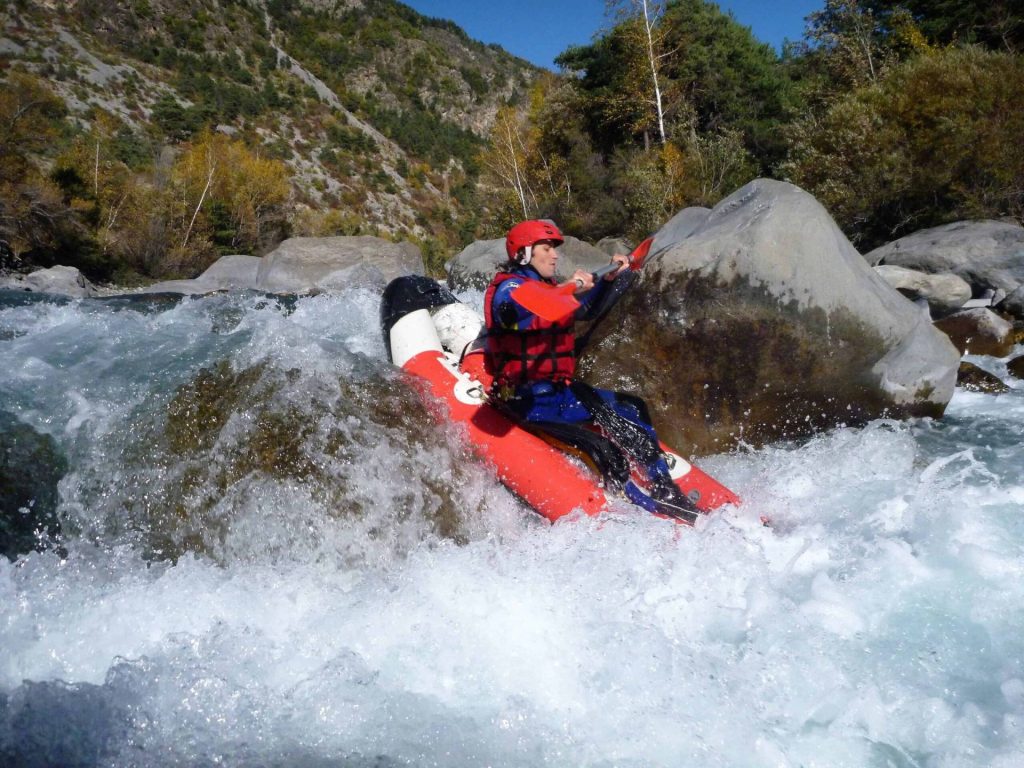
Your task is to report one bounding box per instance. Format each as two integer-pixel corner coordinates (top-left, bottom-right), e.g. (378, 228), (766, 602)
(0, 0), (539, 274)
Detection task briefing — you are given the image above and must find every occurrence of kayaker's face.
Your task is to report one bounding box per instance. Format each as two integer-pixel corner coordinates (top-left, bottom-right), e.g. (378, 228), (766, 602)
(531, 240), (559, 279)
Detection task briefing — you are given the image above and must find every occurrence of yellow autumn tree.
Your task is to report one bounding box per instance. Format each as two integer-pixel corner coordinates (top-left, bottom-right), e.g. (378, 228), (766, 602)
(479, 105), (536, 221)
(168, 130), (291, 275)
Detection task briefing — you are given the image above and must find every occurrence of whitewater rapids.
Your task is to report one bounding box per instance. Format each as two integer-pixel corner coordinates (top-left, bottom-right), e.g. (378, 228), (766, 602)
(1, 286), (1022, 767)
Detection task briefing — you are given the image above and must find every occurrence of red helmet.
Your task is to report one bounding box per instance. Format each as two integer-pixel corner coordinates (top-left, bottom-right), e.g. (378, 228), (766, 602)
(505, 220), (564, 261)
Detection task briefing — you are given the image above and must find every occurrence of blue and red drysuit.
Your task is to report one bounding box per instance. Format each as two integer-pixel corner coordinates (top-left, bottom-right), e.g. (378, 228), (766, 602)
(484, 265), (694, 516)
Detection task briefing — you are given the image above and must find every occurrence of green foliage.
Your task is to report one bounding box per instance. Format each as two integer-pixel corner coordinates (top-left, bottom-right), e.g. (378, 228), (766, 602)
(459, 66), (488, 98)
(861, 0), (1024, 52)
(369, 101), (483, 171)
(151, 94), (203, 141)
(558, 0), (794, 171)
(782, 46), (1024, 246)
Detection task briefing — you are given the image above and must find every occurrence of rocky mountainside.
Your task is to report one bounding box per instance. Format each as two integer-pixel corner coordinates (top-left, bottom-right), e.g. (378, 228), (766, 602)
(2, 0), (537, 248)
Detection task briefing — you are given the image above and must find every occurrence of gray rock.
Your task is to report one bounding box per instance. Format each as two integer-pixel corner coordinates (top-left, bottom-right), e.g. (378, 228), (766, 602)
(648, 206), (712, 257)
(446, 234), (609, 292)
(934, 307), (1015, 357)
(957, 362), (1009, 393)
(1007, 355), (1024, 380)
(445, 238), (505, 291)
(581, 179), (960, 453)
(9, 266), (97, 298)
(873, 264), (971, 317)
(256, 236), (424, 293)
(996, 284), (1024, 319)
(596, 237), (634, 258)
(140, 255), (262, 295)
(0, 273), (28, 291)
(865, 220), (1024, 295)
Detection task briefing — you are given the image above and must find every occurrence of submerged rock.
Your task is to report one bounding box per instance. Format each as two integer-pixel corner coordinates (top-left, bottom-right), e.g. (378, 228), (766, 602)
(1007, 355), (1024, 379)
(1, 411), (66, 560)
(956, 362), (1009, 393)
(934, 308), (1015, 357)
(582, 179), (960, 452)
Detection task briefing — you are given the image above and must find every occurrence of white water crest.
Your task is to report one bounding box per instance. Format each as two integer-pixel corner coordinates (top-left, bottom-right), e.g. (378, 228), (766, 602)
(1, 286), (1022, 767)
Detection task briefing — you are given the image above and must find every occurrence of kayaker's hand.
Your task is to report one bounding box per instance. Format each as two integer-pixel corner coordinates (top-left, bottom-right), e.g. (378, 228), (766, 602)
(564, 269), (595, 293)
(606, 253), (630, 280)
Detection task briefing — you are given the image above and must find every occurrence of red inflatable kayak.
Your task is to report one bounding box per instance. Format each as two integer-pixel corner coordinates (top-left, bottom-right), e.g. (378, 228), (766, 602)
(382, 275), (739, 524)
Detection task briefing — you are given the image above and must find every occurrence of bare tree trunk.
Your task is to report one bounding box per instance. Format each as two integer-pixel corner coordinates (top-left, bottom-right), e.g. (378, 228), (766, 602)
(639, 0), (667, 144)
(183, 164), (215, 249)
(502, 120), (529, 219)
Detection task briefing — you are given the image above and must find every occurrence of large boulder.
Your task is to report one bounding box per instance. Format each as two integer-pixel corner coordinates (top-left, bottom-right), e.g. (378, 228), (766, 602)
(649, 206), (711, 255)
(447, 233), (608, 292)
(873, 264), (971, 317)
(596, 236), (634, 258)
(256, 236), (423, 293)
(581, 179), (961, 453)
(140, 255), (262, 295)
(0, 265), (96, 298)
(865, 220), (1024, 296)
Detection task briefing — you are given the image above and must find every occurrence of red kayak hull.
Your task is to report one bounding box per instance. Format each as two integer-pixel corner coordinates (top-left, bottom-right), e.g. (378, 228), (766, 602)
(403, 347), (739, 524)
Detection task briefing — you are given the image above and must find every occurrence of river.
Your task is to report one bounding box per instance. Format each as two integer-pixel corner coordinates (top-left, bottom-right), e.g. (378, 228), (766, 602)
(1, 285), (1022, 767)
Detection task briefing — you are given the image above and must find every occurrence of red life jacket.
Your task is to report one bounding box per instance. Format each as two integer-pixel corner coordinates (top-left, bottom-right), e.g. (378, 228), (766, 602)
(484, 271), (577, 388)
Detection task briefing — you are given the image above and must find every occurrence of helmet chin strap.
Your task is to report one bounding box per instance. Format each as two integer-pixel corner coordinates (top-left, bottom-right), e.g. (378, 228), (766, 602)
(518, 245), (533, 266)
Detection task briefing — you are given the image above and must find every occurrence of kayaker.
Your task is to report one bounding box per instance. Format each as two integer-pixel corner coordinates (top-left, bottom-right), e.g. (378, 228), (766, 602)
(483, 219), (698, 519)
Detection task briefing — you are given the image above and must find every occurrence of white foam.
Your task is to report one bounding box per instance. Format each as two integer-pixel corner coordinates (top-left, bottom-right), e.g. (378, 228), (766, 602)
(2, 291), (1023, 766)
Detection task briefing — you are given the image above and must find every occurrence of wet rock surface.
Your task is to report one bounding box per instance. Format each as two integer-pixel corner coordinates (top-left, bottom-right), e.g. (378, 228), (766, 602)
(581, 180), (960, 452)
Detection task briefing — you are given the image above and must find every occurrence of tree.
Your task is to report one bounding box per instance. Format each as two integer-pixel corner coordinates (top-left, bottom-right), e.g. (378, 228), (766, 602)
(606, 0), (671, 145)
(782, 46), (1024, 247)
(169, 131), (291, 273)
(479, 105), (536, 220)
(861, 0), (1024, 52)
(806, 0), (892, 86)
(0, 72), (77, 268)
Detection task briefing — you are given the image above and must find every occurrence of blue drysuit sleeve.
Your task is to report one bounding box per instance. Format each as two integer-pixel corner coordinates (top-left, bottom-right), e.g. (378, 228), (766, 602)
(491, 271), (614, 328)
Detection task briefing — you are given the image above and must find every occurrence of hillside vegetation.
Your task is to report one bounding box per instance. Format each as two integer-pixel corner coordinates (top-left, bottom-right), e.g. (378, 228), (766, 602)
(1, 0), (534, 280)
(479, 0), (1023, 248)
(1, 0), (1022, 283)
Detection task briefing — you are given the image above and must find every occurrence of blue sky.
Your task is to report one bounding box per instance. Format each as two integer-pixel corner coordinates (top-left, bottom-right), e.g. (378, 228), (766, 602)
(402, 0), (823, 68)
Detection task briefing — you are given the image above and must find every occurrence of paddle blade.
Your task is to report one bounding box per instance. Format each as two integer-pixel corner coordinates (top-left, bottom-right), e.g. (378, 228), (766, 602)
(510, 281), (579, 322)
(628, 236), (655, 271)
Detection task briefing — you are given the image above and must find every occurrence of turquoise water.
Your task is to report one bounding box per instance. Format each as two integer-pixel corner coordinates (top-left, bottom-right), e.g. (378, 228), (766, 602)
(1, 288), (1022, 767)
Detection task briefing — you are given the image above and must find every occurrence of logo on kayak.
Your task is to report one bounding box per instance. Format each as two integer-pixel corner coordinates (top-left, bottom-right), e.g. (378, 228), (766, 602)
(664, 451), (693, 480)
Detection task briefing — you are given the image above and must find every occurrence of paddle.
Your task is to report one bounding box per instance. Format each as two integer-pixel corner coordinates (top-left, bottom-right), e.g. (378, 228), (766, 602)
(510, 237), (656, 322)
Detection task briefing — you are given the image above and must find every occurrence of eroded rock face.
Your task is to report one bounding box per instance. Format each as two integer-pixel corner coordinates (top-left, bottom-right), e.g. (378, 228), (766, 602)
(865, 220), (1024, 296)
(256, 236), (424, 293)
(581, 179), (961, 453)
